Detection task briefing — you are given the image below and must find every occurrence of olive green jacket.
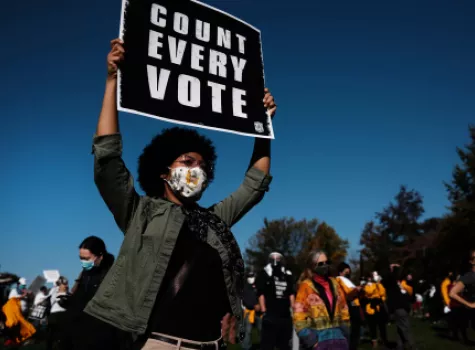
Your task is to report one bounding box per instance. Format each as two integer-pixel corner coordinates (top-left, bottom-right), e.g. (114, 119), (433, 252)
(84, 134), (272, 335)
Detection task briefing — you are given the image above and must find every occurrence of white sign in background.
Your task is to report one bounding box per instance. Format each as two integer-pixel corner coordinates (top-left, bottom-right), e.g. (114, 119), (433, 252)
(43, 270), (61, 283)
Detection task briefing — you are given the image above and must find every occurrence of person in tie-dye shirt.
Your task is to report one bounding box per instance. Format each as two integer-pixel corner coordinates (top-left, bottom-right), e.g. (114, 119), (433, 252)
(293, 251), (350, 350)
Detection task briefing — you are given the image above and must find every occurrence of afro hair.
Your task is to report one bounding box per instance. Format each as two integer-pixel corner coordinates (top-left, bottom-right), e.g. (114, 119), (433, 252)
(138, 127), (217, 198)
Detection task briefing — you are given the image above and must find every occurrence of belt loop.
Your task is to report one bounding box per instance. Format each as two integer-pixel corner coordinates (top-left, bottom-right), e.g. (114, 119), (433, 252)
(177, 339), (182, 350)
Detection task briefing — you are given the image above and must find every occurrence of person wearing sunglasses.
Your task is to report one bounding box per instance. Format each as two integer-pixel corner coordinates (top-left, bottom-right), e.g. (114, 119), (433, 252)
(293, 251), (350, 350)
(75, 39), (277, 350)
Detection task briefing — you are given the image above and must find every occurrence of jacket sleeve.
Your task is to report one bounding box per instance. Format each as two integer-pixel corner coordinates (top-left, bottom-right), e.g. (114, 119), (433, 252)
(337, 278), (353, 300)
(92, 134), (140, 234)
(441, 279), (451, 306)
(293, 282), (318, 348)
(211, 167), (272, 227)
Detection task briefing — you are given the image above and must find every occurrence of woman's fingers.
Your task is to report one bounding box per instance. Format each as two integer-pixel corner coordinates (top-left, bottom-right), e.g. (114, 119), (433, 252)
(264, 96), (276, 109)
(110, 38), (123, 48)
(262, 88), (277, 117)
(264, 95), (275, 108)
(112, 44), (125, 55)
(109, 52), (124, 64)
(106, 39), (124, 77)
(263, 88), (275, 108)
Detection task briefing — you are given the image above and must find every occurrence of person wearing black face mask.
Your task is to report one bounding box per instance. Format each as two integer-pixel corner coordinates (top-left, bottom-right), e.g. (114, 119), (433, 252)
(256, 252), (295, 350)
(293, 250), (350, 350)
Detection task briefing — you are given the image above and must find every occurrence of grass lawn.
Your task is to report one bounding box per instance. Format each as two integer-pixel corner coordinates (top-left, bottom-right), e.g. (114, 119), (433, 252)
(1, 318), (474, 349)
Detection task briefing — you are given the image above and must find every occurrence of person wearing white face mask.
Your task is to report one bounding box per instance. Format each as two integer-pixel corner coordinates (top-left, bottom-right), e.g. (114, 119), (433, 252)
(363, 272), (388, 349)
(256, 252), (295, 350)
(77, 39), (278, 350)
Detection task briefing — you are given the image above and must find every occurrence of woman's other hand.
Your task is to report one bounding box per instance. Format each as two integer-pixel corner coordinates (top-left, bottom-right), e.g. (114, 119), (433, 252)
(107, 38), (125, 79)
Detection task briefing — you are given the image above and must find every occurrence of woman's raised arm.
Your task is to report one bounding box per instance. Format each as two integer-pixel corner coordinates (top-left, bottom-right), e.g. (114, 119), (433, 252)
(96, 38), (124, 136)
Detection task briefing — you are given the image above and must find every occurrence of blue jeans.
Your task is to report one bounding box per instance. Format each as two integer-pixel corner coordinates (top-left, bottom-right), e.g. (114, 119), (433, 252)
(242, 312), (262, 350)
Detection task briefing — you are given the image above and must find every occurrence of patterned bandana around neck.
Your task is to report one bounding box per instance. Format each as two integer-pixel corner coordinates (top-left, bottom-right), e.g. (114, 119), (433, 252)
(181, 205), (246, 341)
(181, 205), (245, 297)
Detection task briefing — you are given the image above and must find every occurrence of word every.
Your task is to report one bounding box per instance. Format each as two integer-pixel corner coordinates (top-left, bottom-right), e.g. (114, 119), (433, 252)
(146, 3), (250, 118)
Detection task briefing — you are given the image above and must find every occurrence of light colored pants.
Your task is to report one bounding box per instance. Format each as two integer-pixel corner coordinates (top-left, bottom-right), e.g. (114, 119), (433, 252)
(141, 333), (222, 350)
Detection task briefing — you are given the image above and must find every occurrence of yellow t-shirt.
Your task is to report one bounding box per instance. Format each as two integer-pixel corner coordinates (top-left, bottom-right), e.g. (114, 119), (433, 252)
(363, 282), (386, 315)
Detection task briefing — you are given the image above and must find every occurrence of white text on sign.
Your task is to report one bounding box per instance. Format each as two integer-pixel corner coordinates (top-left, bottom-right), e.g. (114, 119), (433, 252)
(146, 3), (249, 118)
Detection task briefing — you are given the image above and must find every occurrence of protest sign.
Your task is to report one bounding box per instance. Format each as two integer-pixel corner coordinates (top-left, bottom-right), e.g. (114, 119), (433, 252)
(43, 270), (60, 283)
(118, 0), (274, 138)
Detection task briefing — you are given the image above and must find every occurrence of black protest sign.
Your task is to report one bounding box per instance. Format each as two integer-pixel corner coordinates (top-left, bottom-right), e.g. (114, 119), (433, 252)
(118, 0), (274, 138)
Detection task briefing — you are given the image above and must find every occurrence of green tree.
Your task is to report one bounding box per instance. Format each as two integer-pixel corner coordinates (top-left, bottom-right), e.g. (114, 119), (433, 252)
(445, 126), (475, 216)
(436, 126), (475, 270)
(245, 217), (314, 275)
(299, 222), (349, 266)
(360, 185), (425, 270)
(245, 218), (349, 277)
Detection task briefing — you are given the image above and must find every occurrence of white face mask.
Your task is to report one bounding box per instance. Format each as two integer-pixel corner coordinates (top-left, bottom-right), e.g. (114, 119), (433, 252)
(166, 166), (207, 200)
(374, 275), (382, 283)
(247, 277), (256, 285)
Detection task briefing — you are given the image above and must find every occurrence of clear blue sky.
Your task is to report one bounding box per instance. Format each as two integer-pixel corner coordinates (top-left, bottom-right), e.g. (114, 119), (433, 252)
(1, 0), (474, 284)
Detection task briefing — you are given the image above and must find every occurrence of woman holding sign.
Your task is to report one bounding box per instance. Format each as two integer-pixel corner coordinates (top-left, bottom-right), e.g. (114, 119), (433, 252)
(75, 39), (277, 350)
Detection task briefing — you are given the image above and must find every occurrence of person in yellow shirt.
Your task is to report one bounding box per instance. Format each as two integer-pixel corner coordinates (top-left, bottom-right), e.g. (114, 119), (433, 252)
(441, 271), (454, 314)
(363, 272), (388, 349)
(400, 275), (414, 297)
(336, 263), (362, 350)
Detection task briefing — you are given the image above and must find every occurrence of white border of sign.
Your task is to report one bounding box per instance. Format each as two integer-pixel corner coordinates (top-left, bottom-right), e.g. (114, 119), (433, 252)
(117, 0), (274, 139)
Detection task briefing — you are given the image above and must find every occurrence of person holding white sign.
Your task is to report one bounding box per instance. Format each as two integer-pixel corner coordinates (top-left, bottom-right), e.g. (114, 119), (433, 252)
(77, 39), (277, 350)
